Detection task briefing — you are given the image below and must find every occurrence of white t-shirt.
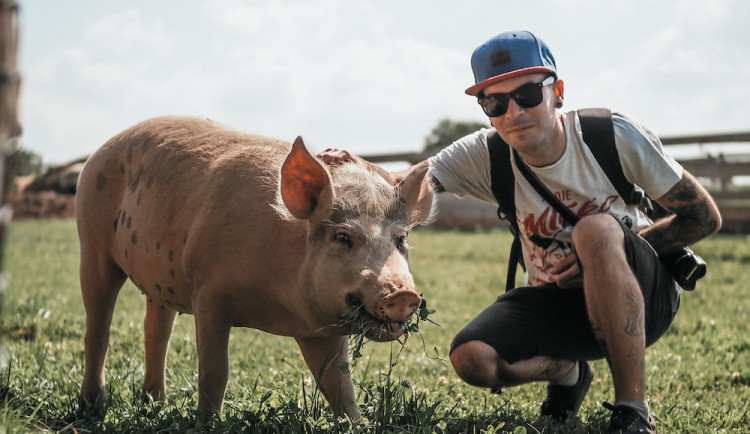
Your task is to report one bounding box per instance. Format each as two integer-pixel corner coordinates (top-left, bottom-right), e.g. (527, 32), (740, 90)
(428, 110), (683, 286)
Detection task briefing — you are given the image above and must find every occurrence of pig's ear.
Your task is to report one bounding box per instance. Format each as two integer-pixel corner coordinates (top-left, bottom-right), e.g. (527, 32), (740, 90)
(280, 137), (335, 220)
(396, 160), (436, 225)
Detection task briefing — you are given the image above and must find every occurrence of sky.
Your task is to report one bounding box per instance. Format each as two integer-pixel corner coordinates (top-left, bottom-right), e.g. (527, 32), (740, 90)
(16, 0), (750, 166)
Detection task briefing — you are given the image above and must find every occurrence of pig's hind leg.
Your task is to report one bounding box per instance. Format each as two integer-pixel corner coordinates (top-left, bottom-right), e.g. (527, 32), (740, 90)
(142, 300), (178, 402)
(79, 250), (127, 410)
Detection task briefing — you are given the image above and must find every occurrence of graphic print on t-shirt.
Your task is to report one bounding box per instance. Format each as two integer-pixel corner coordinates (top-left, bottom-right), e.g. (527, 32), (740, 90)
(519, 188), (620, 286)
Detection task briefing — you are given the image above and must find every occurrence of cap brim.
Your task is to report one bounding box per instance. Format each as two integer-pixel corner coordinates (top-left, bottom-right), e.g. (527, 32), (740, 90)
(465, 66), (556, 96)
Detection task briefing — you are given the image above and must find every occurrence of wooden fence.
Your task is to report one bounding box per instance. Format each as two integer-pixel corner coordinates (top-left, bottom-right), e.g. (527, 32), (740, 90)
(361, 131), (750, 233)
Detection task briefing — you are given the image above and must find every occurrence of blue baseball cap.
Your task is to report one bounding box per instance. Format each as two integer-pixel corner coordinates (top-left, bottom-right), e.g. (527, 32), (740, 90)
(465, 30), (557, 96)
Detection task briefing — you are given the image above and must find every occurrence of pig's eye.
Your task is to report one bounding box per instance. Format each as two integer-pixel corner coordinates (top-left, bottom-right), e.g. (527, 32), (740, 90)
(333, 231), (353, 248)
(396, 235), (409, 253)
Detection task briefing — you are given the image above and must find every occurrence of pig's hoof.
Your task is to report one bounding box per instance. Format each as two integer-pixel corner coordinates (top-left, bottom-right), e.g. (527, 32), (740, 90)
(194, 409), (223, 430)
(140, 387), (167, 404)
(77, 392), (109, 419)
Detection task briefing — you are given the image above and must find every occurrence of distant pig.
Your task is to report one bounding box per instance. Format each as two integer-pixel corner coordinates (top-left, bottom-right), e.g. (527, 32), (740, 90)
(75, 116), (435, 420)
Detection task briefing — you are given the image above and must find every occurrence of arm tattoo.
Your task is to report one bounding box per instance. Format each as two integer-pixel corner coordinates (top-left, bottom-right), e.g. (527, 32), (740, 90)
(639, 172), (720, 255)
(429, 173), (445, 193)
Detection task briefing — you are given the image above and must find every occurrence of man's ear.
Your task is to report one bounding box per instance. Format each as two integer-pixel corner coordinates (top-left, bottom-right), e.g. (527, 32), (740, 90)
(553, 79), (565, 99)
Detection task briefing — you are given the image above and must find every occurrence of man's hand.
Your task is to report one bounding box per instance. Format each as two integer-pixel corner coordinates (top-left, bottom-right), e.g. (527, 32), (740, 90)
(316, 147), (399, 185)
(548, 253), (583, 288)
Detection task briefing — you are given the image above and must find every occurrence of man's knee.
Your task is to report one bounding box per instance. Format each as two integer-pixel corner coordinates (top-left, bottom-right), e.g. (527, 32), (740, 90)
(450, 340), (507, 387)
(450, 340), (503, 388)
(572, 214), (625, 259)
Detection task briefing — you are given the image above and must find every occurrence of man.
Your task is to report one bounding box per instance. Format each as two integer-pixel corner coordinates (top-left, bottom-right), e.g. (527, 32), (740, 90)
(321, 30), (720, 433)
(433, 31), (720, 433)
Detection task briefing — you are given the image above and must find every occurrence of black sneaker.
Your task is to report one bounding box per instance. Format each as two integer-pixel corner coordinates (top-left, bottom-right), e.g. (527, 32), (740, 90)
(603, 402), (656, 433)
(539, 360), (594, 421)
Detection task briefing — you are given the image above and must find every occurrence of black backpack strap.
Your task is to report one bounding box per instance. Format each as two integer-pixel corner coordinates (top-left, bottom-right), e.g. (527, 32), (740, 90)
(578, 108), (644, 207)
(505, 235), (522, 291)
(513, 148), (580, 226)
(486, 130), (523, 291)
(486, 130), (515, 221)
(578, 108), (659, 217)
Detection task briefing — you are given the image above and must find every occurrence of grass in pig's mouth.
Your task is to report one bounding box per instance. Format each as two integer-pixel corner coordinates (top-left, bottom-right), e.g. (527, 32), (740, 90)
(338, 294), (438, 373)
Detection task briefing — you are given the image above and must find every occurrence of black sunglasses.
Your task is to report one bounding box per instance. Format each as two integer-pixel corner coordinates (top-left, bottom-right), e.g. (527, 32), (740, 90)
(477, 76), (555, 117)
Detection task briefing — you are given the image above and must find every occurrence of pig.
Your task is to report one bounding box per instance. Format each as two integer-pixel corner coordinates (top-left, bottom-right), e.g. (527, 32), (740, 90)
(75, 116), (436, 420)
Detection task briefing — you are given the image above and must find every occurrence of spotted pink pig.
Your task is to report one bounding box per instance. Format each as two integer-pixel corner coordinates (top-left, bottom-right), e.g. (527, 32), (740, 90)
(75, 116), (435, 420)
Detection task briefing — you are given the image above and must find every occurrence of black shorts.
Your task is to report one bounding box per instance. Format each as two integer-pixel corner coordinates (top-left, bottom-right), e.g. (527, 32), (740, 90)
(450, 216), (681, 363)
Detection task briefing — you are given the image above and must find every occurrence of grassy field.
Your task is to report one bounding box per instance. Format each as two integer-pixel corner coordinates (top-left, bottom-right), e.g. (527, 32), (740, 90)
(0, 219), (748, 433)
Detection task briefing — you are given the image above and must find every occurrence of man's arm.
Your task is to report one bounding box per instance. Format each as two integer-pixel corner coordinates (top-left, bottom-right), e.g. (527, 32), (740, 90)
(637, 170), (721, 255)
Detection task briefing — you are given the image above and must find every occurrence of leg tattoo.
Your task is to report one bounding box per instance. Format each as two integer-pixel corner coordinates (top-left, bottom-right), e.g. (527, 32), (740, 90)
(624, 292), (645, 337)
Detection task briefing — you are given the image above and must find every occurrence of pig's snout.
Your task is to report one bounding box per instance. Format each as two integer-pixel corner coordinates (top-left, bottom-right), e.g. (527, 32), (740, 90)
(375, 290), (421, 324)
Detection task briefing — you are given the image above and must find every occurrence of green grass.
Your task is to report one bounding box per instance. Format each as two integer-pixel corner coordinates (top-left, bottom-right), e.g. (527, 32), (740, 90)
(0, 219), (748, 433)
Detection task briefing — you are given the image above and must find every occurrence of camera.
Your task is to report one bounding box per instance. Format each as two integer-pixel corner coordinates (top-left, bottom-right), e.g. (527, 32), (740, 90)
(660, 248), (706, 291)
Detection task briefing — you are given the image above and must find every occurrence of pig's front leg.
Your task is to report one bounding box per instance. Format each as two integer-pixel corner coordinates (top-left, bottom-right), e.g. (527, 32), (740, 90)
(194, 302), (232, 420)
(295, 336), (360, 420)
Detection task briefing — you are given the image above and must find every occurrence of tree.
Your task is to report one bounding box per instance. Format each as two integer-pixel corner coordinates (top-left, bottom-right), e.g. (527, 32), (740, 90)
(11, 147), (43, 176)
(422, 118), (489, 154)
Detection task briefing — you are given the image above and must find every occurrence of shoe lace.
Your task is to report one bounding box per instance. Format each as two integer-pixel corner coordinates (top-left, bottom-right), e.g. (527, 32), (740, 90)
(603, 402), (641, 429)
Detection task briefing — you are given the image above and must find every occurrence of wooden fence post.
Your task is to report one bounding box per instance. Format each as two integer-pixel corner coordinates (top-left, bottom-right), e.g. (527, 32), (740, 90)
(0, 0), (21, 352)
